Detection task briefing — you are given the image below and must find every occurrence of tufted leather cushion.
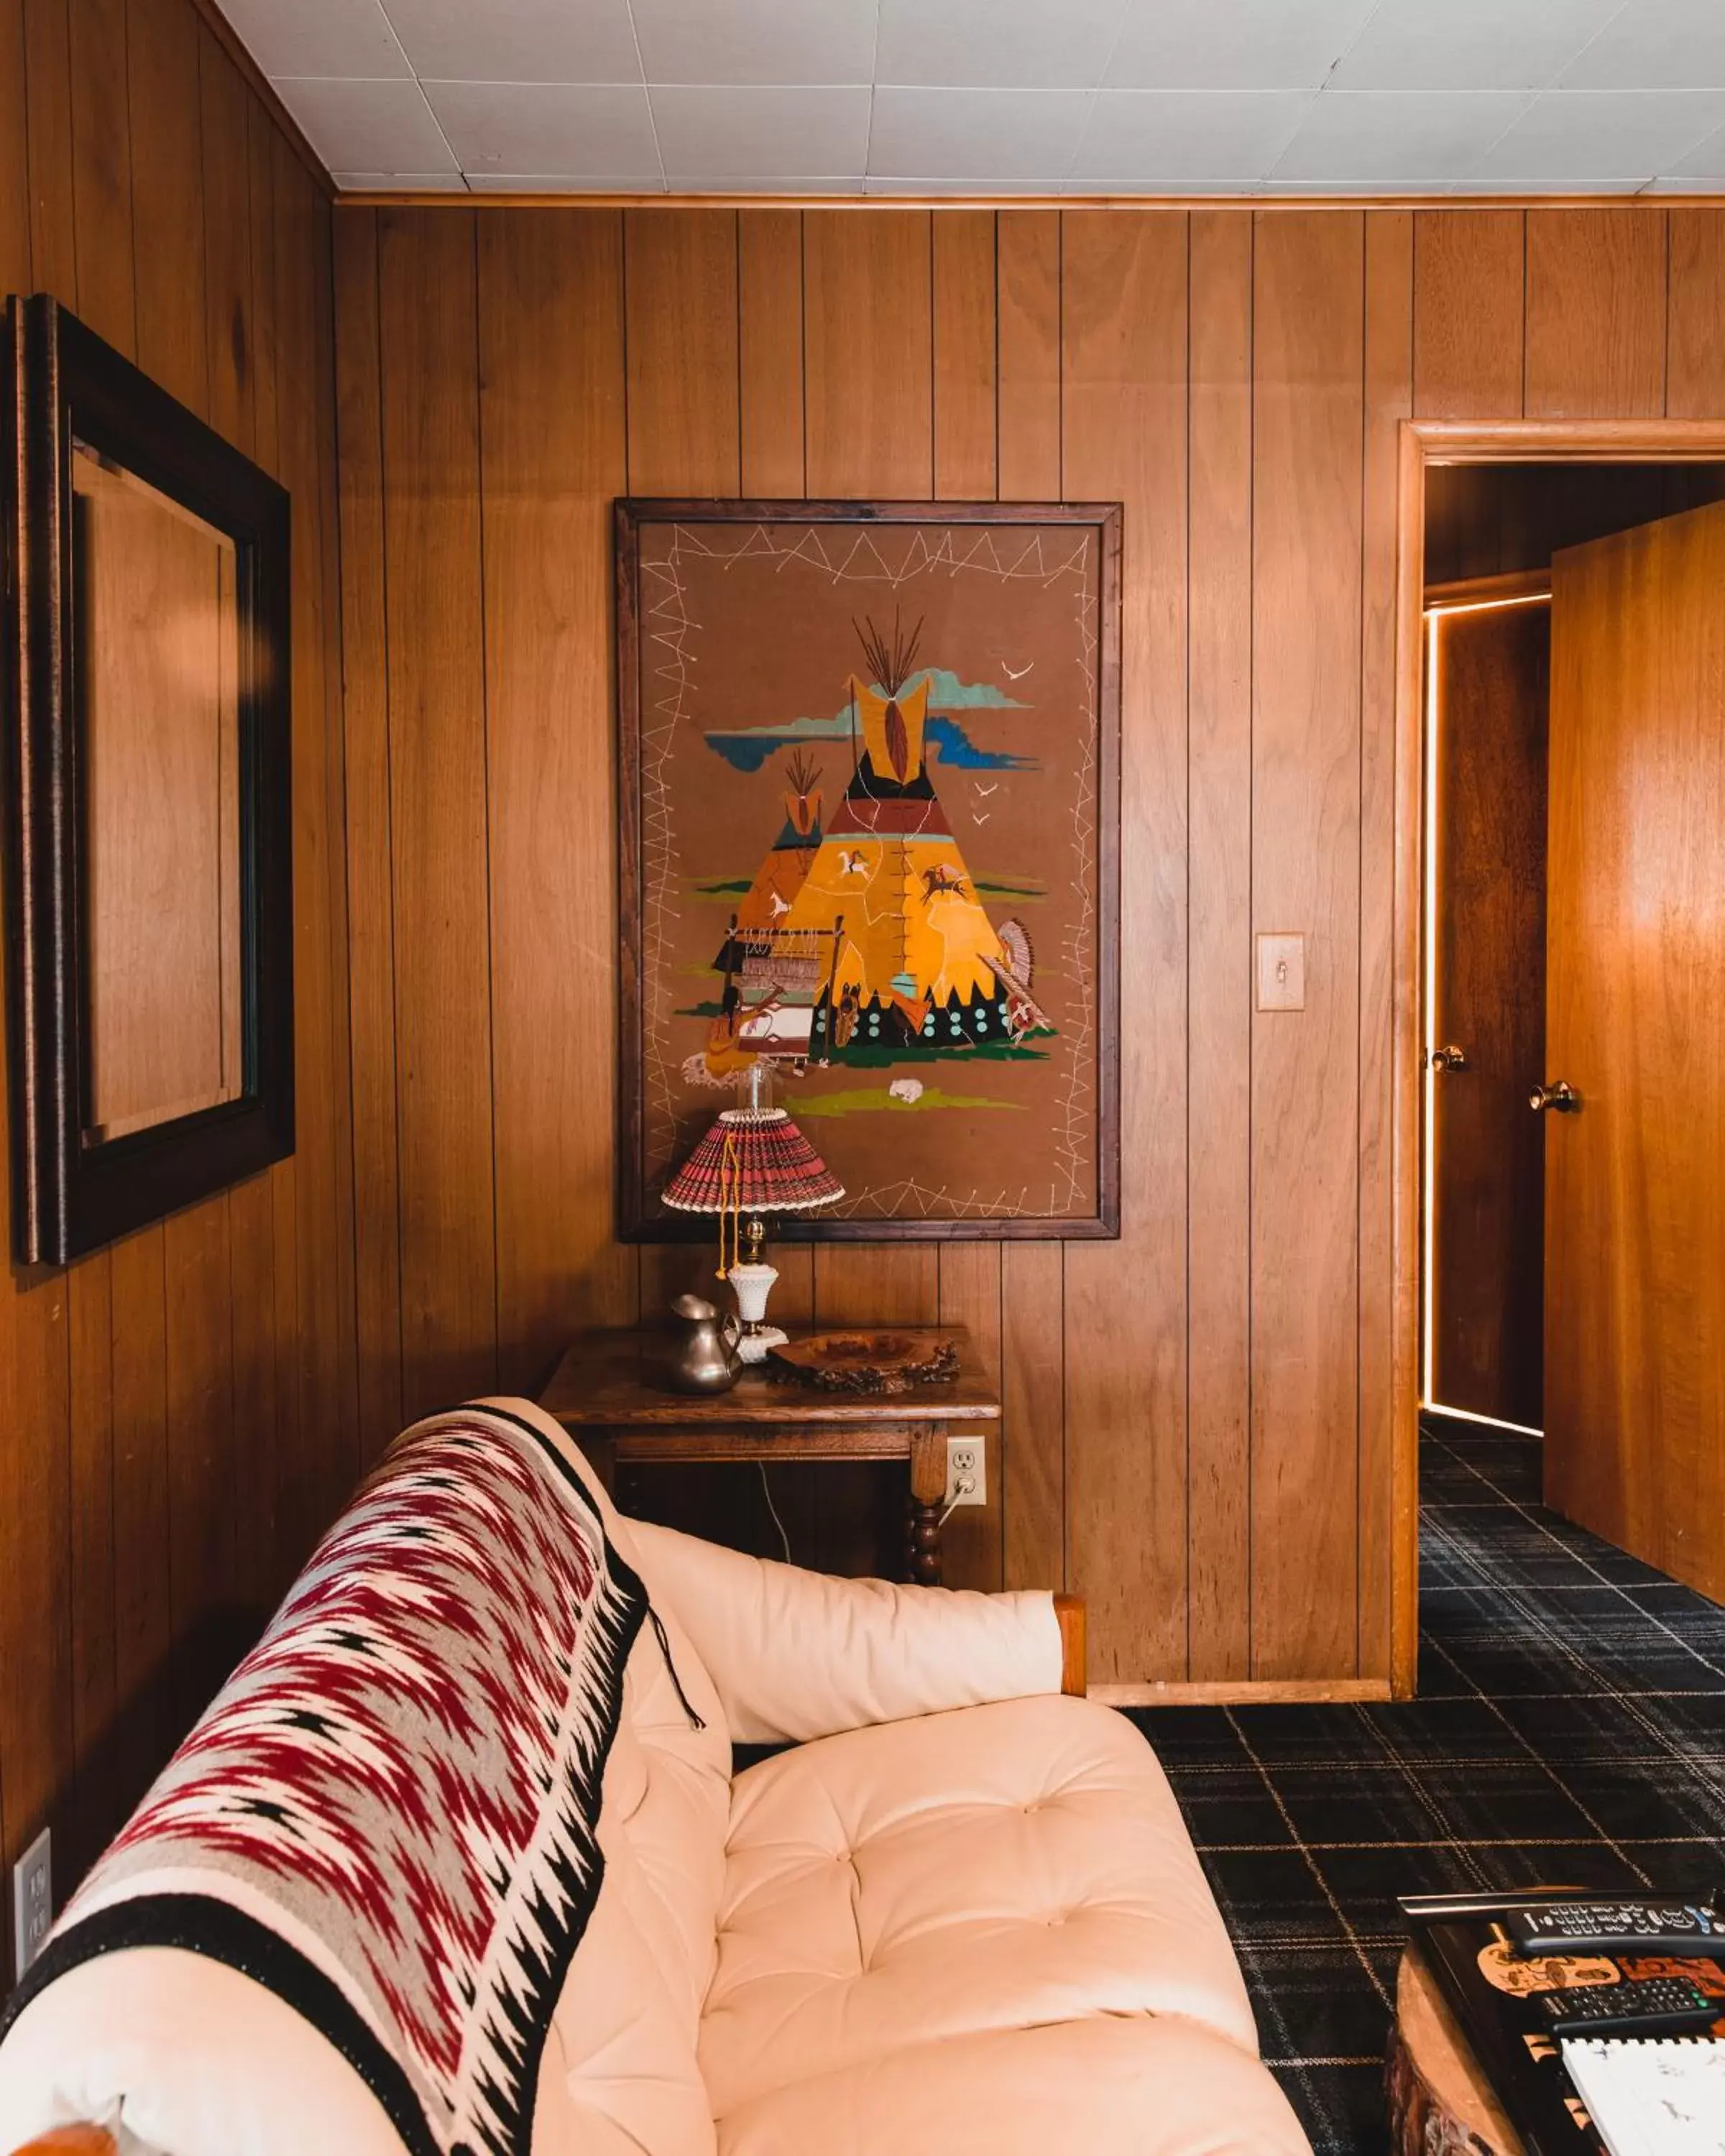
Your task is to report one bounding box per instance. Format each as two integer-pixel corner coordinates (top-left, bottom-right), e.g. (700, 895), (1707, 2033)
(699, 1694), (1274, 2128)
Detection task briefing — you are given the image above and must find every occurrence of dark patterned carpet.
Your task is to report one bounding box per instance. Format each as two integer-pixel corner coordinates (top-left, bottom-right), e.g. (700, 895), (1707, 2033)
(1130, 1422), (1725, 2155)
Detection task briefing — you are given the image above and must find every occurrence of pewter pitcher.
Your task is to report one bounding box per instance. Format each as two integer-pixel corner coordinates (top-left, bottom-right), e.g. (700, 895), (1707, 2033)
(663, 1292), (743, 1395)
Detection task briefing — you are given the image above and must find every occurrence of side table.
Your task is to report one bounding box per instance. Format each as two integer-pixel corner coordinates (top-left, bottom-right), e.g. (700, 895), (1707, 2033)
(1386, 1946), (1523, 2156)
(538, 1324), (1001, 1587)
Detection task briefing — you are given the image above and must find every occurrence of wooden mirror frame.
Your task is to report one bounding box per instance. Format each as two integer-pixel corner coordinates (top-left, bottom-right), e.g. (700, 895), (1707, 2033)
(4, 295), (293, 1266)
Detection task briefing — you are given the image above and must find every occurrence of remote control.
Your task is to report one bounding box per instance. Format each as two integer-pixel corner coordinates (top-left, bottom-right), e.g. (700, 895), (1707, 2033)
(1540, 1977), (1719, 2037)
(1509, 1899), (1725, 1959)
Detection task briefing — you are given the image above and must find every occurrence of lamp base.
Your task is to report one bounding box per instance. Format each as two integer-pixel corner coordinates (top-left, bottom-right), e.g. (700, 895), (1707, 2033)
(728, 1260), (783, 1363)
(735, 1324), (787, 1365)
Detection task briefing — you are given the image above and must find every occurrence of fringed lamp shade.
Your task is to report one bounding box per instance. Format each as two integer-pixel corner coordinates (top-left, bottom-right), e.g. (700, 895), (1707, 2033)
(661, 1108), (844, 1216)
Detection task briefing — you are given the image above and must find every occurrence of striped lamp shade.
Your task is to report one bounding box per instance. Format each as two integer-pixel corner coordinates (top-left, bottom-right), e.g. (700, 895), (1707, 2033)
(661, 1107), (844, 1215)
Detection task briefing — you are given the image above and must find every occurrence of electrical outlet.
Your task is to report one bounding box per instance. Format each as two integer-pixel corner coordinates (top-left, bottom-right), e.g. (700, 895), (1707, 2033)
(944, 1437), (986, 1508)
(12, 1826), (50, 1977)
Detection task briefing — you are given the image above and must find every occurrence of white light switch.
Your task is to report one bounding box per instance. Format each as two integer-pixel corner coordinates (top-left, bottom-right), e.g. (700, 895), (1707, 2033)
(1256, 934), (1305, 1012)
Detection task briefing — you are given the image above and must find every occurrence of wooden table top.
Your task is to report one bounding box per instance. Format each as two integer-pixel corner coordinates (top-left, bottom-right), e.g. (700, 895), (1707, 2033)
(540, 1324), (1001, 1428)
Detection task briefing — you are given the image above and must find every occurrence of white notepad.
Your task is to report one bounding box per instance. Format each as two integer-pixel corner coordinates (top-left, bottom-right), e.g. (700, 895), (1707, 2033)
(1563, 2037), (1725, 2156)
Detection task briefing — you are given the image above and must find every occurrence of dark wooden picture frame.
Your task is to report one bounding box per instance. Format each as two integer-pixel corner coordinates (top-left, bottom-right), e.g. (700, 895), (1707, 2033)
(615, 497), (1122, 1243)
(5, 295), (293, 1266)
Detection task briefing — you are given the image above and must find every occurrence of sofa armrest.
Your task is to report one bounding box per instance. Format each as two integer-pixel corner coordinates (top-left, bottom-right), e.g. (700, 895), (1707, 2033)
(630, 1520), (1078, 1744)
(1055, 1593), (1087, 1697)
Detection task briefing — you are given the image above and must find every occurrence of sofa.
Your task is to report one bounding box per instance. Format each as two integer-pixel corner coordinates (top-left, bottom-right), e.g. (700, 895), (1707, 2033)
(0, 1399), (1308, 2156)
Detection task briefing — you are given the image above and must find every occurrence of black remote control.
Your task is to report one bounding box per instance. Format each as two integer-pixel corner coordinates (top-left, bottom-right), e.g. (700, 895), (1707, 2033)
(1540, 1977), (1719, 2037)
(1509, 1899), (1725, 1958)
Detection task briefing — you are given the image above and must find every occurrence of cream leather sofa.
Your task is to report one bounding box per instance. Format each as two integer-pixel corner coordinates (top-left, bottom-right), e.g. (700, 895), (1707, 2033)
(0, 1400), (1309, 2156)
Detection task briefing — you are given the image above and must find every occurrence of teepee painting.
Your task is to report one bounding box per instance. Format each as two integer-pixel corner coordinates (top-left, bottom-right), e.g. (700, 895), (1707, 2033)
(617, 501), (1121, 1240)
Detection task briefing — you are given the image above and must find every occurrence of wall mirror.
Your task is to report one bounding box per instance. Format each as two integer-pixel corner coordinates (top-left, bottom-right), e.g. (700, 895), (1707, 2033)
(6, 295), (293, 1265)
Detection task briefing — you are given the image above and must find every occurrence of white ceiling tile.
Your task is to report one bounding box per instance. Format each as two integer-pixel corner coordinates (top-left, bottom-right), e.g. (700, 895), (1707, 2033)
(1104, 0), (1378, 90)
(1072, 90), (1315, 181)
(663, 175), (866, 193)
(275, 77), (457, 173)
(863, 175), (1064, 193)
(380, 0), (640, 83)
(1563, 0), (1725, 89)
(1468, 88), (1725, 178)
(1672, 114), (1725, 174)
(333, 170), (469, 191)
(875, 0), (1129, 89)
(650, 86), (871, 178)
(632, 0), (878, 86)
(425, 81), (661, 178)
(221, 0), (410, 78)
(464, 172), (666, 191)
(1270, 90), (1529, 183)
(1328, 0), (1624, 93)
(868, 88), (1092, 179)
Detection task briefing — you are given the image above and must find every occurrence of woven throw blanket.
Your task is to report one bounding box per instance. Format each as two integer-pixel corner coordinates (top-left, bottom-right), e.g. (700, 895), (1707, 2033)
(2, 1406), (650, 2156)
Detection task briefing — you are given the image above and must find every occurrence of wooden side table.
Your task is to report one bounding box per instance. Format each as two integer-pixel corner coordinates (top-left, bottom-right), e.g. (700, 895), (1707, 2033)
(539, 1325), (1000, 1586)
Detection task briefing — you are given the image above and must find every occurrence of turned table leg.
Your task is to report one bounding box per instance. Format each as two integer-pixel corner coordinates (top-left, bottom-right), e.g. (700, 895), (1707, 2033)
(906, 1426), (946, 1586)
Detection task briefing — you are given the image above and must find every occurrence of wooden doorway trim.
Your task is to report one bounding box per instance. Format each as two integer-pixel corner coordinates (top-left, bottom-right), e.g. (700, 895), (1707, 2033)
(1390, 418), (1725, 1698)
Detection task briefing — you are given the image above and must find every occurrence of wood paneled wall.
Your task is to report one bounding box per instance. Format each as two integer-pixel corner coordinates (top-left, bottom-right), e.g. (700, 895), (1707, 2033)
(0, 0), (355, 1914)
(334, 201), (1725, 1692)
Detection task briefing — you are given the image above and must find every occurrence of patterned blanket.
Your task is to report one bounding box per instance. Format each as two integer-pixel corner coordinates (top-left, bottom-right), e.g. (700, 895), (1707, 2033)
(2, 1406), (650, 2156)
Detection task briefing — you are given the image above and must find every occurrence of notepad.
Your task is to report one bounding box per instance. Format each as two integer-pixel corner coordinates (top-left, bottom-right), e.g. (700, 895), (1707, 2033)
(1563, 2037), (1725, 2156)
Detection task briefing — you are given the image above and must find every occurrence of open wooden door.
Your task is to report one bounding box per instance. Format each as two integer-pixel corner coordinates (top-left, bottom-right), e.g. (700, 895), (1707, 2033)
(1426, 588), (1550, 1429)
(1544, 500), (1725, 1603)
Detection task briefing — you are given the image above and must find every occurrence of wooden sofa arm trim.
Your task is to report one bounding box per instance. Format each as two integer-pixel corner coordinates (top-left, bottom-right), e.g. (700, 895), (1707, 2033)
(1054, 1594), (1087, 1696)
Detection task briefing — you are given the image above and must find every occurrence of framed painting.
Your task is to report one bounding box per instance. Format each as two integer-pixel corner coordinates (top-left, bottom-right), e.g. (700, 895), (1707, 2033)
(615, 499), (1121, 1241)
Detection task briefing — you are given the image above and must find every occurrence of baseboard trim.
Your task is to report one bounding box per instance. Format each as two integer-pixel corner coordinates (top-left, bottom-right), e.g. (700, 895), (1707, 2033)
(1092, 1678), (1394, 1707)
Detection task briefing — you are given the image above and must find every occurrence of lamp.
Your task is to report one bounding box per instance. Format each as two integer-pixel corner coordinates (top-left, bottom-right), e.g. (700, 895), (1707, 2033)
(661, 1072), (844, 1362)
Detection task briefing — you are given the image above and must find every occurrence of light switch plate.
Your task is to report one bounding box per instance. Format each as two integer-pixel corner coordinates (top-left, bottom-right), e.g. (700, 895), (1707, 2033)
(1256, 934), (1305, 1012)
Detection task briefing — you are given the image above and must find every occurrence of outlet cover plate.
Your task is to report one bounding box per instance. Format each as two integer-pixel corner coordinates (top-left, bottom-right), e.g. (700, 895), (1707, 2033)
(12, 1826), (50, 1978)
(944, 1436), (986, 1507)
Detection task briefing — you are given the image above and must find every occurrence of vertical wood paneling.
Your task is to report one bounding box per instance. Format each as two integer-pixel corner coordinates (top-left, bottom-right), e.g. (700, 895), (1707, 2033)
(1358, 211), (1414, 1679)
(1062, 211), (1190, 1682)
(22, 0), (75, 296)
(377, 208), (497, 1418)
(0, 0), (349, 1930)
(334, 208), (402, 1462)
(481, 211), (635, 1395)
(1667, 210), (1725, 417)
(1412, 211), (1523, 418)
(804, 211), (934, 500)
(804, 211), (942, 1337)
(1251, 211), (1364, 1679)
(625, 208), (739, 498)
(1525, 208), (1667, 418)
(1187, 208), (1253, 1681)
(932, 208), (1002, 1590)
(994, 208), (1067, 1596)
(738, 208), (804, 500)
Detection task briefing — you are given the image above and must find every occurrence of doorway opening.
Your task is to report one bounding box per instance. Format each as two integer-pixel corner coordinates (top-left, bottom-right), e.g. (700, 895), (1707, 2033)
(1392, 423), (1725, 1696)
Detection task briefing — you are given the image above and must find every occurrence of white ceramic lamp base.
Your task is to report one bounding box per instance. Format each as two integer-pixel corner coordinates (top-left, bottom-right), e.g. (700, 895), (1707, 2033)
(727, 1261), (786, 1363)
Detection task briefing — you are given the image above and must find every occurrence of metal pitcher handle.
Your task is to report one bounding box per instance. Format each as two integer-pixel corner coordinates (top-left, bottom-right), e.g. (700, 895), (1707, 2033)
(722, 1312), (742, 1351)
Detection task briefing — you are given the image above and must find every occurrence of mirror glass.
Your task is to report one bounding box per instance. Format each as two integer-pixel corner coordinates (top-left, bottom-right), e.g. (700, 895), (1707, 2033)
(73, 441), (244, 1146)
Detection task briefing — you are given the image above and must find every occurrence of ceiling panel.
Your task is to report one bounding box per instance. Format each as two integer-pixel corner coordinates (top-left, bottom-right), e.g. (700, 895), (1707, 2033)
(1072, 90), (1315, 182)
(423, 80), (662, 179)
(221, 0), (1725, 192)
(868, 88), (1094, 179)
(875, 0), (1129, 90)
(382, 0), (642, 85)
(1468, 87), (1725, 180)
(650, 85), (873, 178)
(631, 0), (878, 86)
(1327, 0), (1624, 93)
(279, 75), (457, 174)
(1269, 90), (1530, 185)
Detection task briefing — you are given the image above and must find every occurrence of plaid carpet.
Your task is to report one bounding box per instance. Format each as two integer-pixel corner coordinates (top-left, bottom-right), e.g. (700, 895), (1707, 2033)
(1129, 1422), (1725, 2155)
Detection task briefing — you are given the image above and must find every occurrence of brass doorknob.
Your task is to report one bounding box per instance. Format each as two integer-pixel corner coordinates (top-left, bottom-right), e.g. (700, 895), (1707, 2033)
(1429, 1045), (1468, 1072)
(1530, 1080), (1579, 1114)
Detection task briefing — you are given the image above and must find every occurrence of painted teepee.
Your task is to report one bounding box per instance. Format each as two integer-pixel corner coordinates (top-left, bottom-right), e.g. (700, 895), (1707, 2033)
(714, 615), (1047, 1067)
